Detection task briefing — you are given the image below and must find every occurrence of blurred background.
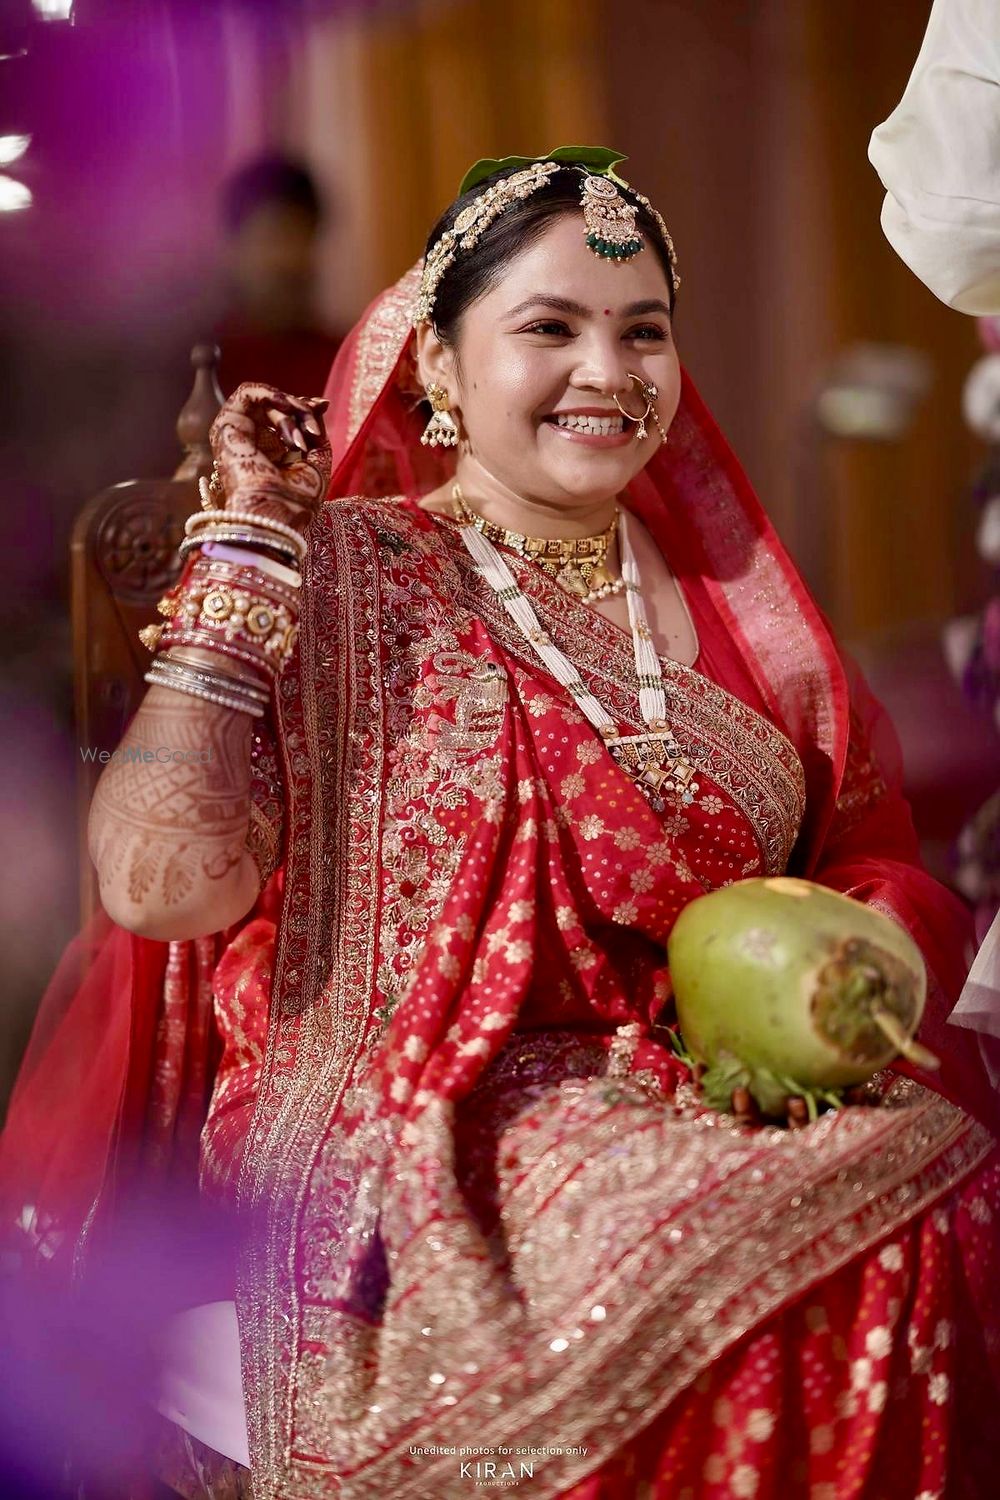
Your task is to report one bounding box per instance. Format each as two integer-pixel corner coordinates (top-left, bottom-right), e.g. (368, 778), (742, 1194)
(0, 0), (997, 1112)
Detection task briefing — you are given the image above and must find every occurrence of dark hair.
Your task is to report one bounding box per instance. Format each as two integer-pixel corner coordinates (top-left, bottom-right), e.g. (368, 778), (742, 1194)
(423, 164), (678, 344)
(221, 154), (325, 233)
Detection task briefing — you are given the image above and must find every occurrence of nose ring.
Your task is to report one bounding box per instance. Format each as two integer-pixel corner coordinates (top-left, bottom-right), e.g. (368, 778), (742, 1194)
(613, 372), (668, 442)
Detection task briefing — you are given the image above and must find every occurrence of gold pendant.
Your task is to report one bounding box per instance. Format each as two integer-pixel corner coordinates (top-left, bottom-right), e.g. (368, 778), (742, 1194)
(556, 562), (590, 598)
(606, 734), (699, 807)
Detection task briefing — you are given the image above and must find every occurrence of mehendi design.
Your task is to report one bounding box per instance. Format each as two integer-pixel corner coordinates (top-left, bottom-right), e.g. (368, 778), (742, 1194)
(208, 382), (332, 532)
(88, 688), (255, 911)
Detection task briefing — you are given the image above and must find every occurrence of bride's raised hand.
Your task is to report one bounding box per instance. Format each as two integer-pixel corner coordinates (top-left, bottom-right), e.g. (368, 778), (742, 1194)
(208, 382), (332, 535)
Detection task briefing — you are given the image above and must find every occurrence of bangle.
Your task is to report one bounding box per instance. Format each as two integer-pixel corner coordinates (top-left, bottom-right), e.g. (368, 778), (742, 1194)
(156, 653), (270, 703)
(186, 508), (308, 553)
(156, 633), (285, 681)
(179, 526), (305, 567)
(145, 660), (266, 718)
(183, 553), (301, 610)
(165, 647), (272, 692)
(198, 541), (302, 589)
(158, 558), (298, 679)
(139, 553), (300, 676)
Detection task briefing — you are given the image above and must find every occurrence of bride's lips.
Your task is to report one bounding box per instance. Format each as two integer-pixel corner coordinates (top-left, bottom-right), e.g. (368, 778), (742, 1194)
(541, 415), (634, 449)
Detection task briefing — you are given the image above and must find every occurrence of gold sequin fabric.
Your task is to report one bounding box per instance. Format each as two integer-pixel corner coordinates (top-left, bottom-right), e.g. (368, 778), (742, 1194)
(291, 1060), (992, 1498)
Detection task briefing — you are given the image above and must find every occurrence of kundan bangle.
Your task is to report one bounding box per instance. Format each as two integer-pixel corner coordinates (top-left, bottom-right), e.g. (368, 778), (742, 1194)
(145, 659), (267, 718)
(161, 595), (297, 680)
(139, 554), (299, 677)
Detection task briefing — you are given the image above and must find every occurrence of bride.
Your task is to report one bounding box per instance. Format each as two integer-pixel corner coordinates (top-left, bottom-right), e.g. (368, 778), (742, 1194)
(3, 148), (997, 1499)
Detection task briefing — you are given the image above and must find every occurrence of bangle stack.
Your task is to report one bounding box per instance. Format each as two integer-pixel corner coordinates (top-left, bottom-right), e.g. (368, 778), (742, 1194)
(145, 652), (270, 718)
(137, 503), (305, 717)
(158, 554), (299, 680)
(179, 508), (307, 568)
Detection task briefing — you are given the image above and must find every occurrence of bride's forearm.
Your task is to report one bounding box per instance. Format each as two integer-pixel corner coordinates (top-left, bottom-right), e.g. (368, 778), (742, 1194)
(85, 382), (327, 940)
(87, 679), (263, 940)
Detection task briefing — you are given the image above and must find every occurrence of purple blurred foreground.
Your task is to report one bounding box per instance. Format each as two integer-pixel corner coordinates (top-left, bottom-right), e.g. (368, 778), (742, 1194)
(0, 1187), (245, 1496)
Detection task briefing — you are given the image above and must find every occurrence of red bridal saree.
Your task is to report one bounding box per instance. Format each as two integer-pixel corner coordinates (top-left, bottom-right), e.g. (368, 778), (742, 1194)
(2, 266), (998, 1499)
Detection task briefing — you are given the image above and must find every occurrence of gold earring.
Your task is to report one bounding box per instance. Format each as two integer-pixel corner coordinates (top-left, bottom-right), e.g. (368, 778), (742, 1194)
(421, 383), (459, 448)
(613, 372), (669, 442)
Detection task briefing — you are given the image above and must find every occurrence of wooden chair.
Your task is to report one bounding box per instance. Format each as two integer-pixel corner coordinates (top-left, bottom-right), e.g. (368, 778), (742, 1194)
(72, 345), (224, 926)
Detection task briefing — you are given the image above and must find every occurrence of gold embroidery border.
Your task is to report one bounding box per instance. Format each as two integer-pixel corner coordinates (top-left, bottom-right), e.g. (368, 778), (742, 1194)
(235, 505), (390, 1493)
(347, 266), (422, 444)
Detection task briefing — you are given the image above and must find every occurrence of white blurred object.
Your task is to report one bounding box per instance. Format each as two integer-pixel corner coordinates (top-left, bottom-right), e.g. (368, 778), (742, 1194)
(977, 493), (1000, 565)
(941, 614), (982, 683)
(0, 176), (31, 213)
(156, 1301), (249, 1467)
(813, 342), (933, 440)
(0, 134), (30, 166)
(32, 0), (74, 19)
(951, 907), (1000, 1086)
(962, 355), (1000, 441)
(868, 0), (1000, 315)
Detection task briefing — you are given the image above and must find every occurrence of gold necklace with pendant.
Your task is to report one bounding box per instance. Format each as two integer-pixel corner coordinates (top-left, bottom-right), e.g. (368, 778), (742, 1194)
(450, 485), (625, 604)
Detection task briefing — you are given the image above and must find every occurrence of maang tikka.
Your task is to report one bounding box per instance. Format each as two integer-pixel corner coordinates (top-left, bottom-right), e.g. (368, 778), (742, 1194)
(421, 382), (459, 448)
(580, 174), (644, 262)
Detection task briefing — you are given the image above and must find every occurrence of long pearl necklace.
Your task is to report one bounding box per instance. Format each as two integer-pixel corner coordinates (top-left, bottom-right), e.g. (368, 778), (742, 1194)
(452, 483), (700, 808)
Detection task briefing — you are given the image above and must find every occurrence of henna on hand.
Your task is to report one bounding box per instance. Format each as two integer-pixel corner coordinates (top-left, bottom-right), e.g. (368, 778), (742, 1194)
(730, 1087), (761, 1127)
(209, 382), (332, 534)
(88, 688), (256, 914)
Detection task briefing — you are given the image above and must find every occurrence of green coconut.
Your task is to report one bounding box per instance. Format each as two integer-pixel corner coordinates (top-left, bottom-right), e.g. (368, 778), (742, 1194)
(667, 877), (937, 1118)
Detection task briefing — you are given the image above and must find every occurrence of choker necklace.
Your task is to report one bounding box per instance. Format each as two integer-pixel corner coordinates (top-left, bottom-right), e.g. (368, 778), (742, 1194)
(452, 484), (699, 809)
(450, 483), (624, 604)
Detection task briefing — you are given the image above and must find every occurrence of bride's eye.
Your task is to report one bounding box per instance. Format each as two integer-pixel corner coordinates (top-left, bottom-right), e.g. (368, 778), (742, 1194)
(627, 324), (670, 342)
(523, 320), (574, 337)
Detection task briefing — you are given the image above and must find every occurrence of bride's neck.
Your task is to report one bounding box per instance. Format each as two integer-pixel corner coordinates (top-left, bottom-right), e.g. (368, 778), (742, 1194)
(453, 457), (617, 539)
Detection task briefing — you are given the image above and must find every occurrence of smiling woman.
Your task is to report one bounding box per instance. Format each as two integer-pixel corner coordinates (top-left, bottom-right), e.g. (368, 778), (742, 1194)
(416, 166), (680, 534)
(409, 167), (692, 675)
(3, 149), (998, 1500)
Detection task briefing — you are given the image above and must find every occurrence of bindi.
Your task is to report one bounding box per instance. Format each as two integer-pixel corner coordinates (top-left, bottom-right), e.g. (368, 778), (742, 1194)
(604, 308), (612, 316)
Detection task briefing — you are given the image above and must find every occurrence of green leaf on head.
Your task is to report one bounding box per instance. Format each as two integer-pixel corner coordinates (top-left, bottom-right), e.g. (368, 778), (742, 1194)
(458, 146), (630, 198)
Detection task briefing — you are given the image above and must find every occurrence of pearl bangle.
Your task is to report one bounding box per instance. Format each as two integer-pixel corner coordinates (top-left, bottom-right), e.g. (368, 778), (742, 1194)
(186, 507), (307, 551)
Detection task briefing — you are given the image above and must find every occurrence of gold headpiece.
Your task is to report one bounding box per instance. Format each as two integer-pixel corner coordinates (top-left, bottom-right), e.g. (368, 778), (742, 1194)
(413, 148), (681, 328)
(413, 160), (560, 326)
